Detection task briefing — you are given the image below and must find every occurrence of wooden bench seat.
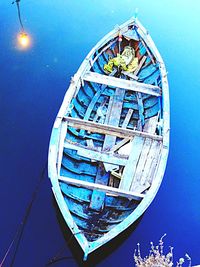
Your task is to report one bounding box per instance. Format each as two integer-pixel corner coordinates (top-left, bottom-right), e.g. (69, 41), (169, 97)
(83, 71), (161, 96)
(59, 176), (144, 201)
(63, 116), (163, 141)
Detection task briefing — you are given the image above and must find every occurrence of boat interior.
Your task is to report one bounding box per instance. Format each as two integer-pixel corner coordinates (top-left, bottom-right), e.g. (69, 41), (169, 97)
(57, 24), (164, 241)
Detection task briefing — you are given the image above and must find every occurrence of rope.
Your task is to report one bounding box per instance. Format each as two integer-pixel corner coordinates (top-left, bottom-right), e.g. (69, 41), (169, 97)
(16, 1), (24, 31)
(46, 256), (74, 266)
(12, 0), (24, 31)
(0, 162), (47, 267)
(45, 230), (102, 265)
(45, 233), (75, 266)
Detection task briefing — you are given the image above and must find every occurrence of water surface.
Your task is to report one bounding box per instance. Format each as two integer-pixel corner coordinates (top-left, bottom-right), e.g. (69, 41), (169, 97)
(1, 1), (200, 266)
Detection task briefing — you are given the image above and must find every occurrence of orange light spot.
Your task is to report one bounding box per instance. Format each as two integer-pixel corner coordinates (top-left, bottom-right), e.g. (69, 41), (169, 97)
(17, 32), (30, 49)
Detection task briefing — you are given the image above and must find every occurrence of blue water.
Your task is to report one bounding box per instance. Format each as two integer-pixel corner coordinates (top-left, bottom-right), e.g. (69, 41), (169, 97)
(1, 1), (200, 266)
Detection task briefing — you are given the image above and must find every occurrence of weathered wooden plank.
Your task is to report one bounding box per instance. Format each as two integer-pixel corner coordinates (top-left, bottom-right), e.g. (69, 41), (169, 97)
(136, 92), (144, 131)
(121, 71), (139, 80)
(83, 71), (161, 96)
(130, 115), (160, 191)
(122, 109), (133, 128)
(59, 176), (144, 201)
(104, 95), (114, 125)
(146, 142), (162, 185)
(111, 170), (122, 179)
(80, 69), (118, 135)
(82, 87), (105, 120)
(129, 138), (152, 192)
(63, 117), (163, 141)
(86, 139), (94, 148)
(79, 86), (106, 136)
(110, 138), (130, 152)
(95, 97), (108, 124)
(140, 39), (156, 65)
(119, 136), (144, 191)
(103, 88), (125, 151)
(63, 141), (128, 166)
(134, 56), (147, 76)
(89, 163), (110, 210)
(143, 114), (159, 134)
(130, 182), (150, 194)
(139, 140), (161, 186)
(90, 88), (126, 210)
(113, 108), (133, 156)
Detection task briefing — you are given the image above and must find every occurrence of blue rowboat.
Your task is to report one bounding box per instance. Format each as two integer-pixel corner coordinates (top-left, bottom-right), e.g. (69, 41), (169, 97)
(48, 17), (169, 260)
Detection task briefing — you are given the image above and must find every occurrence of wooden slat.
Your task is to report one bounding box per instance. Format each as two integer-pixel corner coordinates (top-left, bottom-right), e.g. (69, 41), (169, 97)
(134, 56), (147, 76)
(136, 92), (144, 131)
(104, 95), (114, 125)
(64, 141), (128, 166)
(89, 163), (109, 210)
(103, 88), (125, 151)
(147, 141), (162, 185)
(63, 116), (163, 141)
(139, 140), (161, 186)
(143, 115), (159, 134)
(111, 170), (122, 179)
(90, 88), (125, 210)
(131, 182), (150, 194)
(122, 109), (133, 128)
(121, 71), (139, 80)
(79, 86), (106, 136)
(119, 136), (144, 191)
(82, 87), (105, 120)
(86, 139), (94, 148)
(110, 138), (130, 152)
(130, 115), (160, 192)
(59, 176), (144, 201)
(103, 88), (125, 171)
(140, 39), (156, 65)
(130, 138), (152, 192)
(83, 71), (161, 96)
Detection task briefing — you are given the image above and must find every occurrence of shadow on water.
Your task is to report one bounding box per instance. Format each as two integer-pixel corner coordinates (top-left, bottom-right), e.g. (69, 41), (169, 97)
(49, 196), (143, 267)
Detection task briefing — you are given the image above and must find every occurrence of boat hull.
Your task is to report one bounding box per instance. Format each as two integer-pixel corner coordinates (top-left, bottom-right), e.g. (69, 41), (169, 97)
(48, 17), (169, 260)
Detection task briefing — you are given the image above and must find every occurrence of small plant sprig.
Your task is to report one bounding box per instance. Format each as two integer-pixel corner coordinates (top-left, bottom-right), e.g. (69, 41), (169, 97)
(134, 234), (191, 267)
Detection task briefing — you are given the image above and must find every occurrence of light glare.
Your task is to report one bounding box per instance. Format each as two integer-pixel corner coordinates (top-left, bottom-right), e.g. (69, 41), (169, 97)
(17, 32), (30, 49)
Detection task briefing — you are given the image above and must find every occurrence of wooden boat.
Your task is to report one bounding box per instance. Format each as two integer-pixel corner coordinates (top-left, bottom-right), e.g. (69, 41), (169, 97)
(48, 17), (169, 260)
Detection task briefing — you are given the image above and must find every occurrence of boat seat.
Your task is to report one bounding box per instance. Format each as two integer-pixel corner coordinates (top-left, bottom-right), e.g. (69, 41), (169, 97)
(63, 116), (163, 141)
(59, 175), (144, 201)
(83, 71), (161, 96)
